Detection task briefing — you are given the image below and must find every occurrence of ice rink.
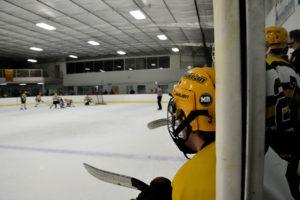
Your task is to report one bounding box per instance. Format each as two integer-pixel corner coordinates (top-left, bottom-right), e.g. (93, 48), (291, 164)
(0, 102), (185, 200)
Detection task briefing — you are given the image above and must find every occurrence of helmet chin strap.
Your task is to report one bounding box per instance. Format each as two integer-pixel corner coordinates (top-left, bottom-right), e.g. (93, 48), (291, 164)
(172, 110), (210, 137)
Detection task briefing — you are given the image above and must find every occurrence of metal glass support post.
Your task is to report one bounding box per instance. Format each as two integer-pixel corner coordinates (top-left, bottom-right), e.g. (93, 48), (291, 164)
(213, 0), (242, 199)
(244, 0), (265, 199)
(74, 86), (78, 95)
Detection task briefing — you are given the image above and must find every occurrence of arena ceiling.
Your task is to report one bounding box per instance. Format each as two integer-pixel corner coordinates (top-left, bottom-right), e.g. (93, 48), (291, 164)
(0, 0), (214, 61)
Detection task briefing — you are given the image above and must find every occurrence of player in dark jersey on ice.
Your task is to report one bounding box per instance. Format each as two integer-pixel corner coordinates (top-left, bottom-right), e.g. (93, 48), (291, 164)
(20, 91), (27, 110)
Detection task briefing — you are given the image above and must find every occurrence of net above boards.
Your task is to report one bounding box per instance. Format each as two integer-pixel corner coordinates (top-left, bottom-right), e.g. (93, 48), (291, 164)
(90, 94), (106, 105)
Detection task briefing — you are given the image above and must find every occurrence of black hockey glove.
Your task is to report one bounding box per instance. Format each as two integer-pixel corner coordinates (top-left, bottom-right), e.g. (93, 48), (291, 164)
(136, 177), (172, 200)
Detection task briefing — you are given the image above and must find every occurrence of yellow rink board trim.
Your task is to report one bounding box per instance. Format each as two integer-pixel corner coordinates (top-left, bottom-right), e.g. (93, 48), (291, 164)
(0, 100), (168, 107)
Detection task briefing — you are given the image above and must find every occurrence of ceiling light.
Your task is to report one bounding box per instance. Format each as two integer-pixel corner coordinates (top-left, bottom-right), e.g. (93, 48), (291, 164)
(129, 10), (146, 20)
(30, 47), (43, 51)
(88, 41), (100, 46)
(136, 0), (151, 8)
(37, 82), (44, 85)
(172, 47), (179, 52)
(27, 59), (37, 63)
(157, 34), (167, 40)
(117, 50), (126, 55)
(36, 23), (56, 31)
(69, 55), (78, 59)
(19, 83), (27, 86)
(0, 83), (7, 86)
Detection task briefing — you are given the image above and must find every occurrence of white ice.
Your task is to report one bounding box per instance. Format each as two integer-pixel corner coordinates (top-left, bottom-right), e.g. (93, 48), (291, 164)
(0, 103), (185, 200)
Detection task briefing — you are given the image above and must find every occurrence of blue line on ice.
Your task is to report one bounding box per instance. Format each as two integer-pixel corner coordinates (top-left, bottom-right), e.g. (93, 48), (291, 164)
(0, 144), (184, 162)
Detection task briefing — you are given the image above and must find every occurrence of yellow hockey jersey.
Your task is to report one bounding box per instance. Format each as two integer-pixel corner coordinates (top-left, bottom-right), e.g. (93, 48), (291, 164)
(172, 142), (215, 200)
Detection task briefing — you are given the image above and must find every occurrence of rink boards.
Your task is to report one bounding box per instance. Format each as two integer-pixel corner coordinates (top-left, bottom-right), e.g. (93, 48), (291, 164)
(0, 94), (170, 107)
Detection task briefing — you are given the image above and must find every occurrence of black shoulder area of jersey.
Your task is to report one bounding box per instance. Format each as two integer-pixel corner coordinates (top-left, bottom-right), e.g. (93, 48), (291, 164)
(266, 56), (294, 70)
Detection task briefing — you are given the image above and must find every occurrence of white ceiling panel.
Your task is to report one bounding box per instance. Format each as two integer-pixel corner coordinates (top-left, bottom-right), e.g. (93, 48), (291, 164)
(38, 0), (86, 15)
(0, 12), (26, 25)
(72, 13), (103, 25)
(0, 1), (22, 12)
(104, 0), (136, 9)
(54, 16), (81, 26)
(0, 0), (214, 60)
(72, 0), (109, 12)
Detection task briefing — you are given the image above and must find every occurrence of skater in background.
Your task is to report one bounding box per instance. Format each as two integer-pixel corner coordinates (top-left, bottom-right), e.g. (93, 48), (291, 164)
(156, 85), (162, 110)
(84, 95), (93, 105)
(59, 97), (65, 108)
(64, 98), (74, 107)
(34, 92), (43, 107)
(50, 93), (60, 109)
(20, 91), (27, 110)
(129, 89), (135, 94)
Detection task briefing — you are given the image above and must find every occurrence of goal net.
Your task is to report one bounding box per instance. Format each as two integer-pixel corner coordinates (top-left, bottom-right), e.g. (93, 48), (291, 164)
(90, 94), (106, 105)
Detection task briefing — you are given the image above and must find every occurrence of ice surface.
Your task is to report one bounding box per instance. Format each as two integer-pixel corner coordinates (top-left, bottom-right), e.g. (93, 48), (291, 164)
(0, 103), (185, 200)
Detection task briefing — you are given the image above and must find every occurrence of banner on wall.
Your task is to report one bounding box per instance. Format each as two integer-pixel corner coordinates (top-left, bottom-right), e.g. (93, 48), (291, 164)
(4, 69), (14, 81)
(275, 0), (295, 25)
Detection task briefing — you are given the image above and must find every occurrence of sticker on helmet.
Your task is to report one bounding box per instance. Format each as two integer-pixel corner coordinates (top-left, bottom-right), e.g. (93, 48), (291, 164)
(174, 92), (189, 99)
(200, 93), (212, 106)
(183, 73), (207, 84)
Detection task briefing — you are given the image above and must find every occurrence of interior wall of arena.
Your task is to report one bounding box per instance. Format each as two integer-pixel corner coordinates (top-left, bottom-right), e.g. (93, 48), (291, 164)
(34, 54), (205, 94)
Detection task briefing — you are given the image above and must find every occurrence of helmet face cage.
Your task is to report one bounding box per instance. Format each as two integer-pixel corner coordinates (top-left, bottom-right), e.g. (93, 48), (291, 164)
(167, 98), (177, 137)
(167, 98), (195, 154)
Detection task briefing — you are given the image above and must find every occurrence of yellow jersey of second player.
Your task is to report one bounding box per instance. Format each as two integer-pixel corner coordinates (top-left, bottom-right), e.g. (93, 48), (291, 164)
(172, 142), (216, 200)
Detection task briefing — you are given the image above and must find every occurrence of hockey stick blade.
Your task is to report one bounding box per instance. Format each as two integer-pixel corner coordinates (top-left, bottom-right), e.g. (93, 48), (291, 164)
(147, 118), (168, 129)
(83, 163), (149, 191)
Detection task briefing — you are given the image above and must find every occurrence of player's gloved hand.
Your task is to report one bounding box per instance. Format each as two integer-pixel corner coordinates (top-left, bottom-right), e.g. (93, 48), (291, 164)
(136, 177), (172, 200)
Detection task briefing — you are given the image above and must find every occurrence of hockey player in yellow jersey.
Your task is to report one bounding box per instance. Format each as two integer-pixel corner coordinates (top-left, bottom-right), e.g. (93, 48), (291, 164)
(135, 67), (216, 200)
(34, 92), (43, 107)
(168, 67), (216, 200)
(265, 26), (300, 199)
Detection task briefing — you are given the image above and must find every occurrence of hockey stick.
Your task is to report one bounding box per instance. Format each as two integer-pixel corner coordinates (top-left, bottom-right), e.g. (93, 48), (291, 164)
(147, 118), (168, 129)
(83, 163), (149, 191)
